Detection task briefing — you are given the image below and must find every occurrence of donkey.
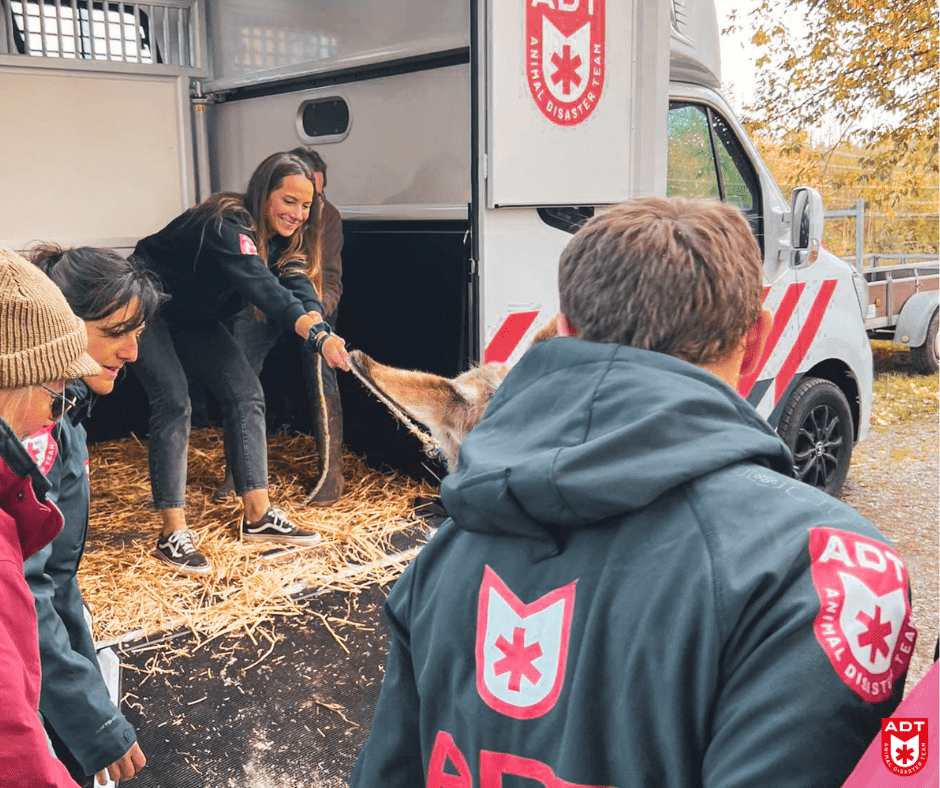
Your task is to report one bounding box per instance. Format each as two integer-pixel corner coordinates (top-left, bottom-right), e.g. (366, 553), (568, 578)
(348, 320), (557, 471)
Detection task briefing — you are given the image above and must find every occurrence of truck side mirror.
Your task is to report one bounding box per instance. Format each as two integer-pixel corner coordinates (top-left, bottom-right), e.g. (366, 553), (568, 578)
(789, 186), (824, 268)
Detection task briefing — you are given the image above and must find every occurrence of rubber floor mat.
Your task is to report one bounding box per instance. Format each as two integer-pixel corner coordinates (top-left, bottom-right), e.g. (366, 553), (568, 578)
(118, 582), (393, 787)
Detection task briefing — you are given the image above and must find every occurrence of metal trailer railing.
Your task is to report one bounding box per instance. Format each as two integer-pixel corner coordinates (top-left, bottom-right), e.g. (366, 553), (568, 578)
(0, 0), (200, 68)
(825, 199), (938, 348)
(825, 197), (939, 275)
(862, 260), (939, 332)
(825, 198), (869, 274)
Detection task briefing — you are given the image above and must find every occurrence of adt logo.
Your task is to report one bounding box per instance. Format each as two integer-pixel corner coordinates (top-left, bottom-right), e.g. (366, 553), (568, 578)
(22, 423), (58, 474)
(808, 528), (917, 703)
(525, 0), (605, 126)
(475, 566), (576, 719)
(882, 718), (929, 777)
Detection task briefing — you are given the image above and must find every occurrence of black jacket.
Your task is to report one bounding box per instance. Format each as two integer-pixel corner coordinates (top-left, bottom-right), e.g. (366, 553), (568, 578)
(133, 208), (324, 331)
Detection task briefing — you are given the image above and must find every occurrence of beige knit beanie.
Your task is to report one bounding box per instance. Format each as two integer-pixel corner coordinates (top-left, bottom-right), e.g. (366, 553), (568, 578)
(0, 247), (101, 389)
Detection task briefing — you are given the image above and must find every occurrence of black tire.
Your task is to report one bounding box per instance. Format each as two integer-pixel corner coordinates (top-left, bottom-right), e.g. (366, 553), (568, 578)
(910, 309), (939, 375)
(776, 377), (854, 497)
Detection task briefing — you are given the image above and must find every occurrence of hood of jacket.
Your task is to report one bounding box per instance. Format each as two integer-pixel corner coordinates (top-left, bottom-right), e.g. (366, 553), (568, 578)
(440, 338), (793, 554)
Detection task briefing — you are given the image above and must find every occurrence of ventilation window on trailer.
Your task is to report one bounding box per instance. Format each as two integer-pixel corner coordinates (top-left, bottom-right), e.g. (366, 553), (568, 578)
(2, 0), (196, 67)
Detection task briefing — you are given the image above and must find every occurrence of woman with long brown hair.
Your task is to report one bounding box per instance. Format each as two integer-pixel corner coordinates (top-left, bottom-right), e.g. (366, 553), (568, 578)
(130, 151), (349, 576)
(222, 146), (346, 507)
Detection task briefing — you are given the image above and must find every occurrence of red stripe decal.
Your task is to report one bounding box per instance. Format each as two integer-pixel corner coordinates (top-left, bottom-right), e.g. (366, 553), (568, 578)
(737, 282), (805, 398)
(484, 311), (541, 363)
(774, 279), (838, 403)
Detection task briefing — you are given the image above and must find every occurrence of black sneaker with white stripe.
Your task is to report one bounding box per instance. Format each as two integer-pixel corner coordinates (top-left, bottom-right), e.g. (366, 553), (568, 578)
(153, 529), (211, 576)
(241, 507), (322, 546)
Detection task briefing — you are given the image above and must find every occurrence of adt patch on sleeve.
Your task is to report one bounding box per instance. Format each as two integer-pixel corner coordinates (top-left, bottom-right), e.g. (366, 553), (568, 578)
(239, 233), (258, 256)
(809, 527), (917, 703)
(22, 423), (58, 474)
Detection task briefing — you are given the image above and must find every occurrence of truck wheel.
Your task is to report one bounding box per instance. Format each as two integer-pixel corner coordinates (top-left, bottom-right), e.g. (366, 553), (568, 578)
(910, 309), (939, 375)
(777, 377), (854, 497)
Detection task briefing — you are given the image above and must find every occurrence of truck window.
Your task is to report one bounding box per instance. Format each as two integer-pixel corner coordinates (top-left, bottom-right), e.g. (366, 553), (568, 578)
(666, 104), (720, 199)
(667, 102), (764, 251)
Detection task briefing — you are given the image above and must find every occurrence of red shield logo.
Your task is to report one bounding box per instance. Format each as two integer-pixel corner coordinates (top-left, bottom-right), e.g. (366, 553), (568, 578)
(475, 565), (576, 719)
(881, 718), (929, 776)
(238, 233), (258, 256)
(526, 0), (606, 126)
(22, 424), (58, 475)
(809, 528), (917, 703)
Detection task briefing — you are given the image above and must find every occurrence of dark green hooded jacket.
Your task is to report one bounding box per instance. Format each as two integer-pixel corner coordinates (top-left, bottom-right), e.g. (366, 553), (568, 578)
(23, 383), (136, 778)
(351, 339), (915, 788)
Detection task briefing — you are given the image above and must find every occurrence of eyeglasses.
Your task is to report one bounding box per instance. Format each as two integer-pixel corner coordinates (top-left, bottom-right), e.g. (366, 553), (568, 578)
(39, 384), (77, 419)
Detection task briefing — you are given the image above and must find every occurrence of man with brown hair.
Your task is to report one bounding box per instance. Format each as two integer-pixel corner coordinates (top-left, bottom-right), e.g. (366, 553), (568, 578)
(351, 196), (916, 787)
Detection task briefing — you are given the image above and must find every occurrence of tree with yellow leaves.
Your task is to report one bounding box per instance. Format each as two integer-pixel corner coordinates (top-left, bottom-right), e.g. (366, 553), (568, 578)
(729, 0), (938, 204)
(752, 131), (939, 257)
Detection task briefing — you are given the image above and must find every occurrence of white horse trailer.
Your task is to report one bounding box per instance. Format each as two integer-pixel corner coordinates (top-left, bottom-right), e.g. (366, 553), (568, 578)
(0, 0), (872, 493)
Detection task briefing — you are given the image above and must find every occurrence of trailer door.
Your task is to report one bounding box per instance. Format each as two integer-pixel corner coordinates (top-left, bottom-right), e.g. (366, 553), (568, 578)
(474, 0), (671, 365)
(0, 0), (205, 255)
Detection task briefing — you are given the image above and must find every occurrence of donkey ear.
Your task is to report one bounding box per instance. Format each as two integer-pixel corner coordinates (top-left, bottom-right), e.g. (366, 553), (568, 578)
(390, 375), (465, 434)
(349, 350), (464, 433)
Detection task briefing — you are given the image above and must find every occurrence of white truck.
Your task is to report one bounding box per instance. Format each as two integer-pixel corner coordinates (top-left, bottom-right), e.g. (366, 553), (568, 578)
(0, 0), (873, 495)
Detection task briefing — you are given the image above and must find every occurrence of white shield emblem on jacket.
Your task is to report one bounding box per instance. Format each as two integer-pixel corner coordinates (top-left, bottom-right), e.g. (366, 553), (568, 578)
(889, 731), (924, 769)
(839, 572), (906, 675)
(475, 565), (577, 719)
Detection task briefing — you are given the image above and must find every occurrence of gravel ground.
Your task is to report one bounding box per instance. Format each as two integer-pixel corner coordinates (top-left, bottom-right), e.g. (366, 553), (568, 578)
(840, 381), (939, 695)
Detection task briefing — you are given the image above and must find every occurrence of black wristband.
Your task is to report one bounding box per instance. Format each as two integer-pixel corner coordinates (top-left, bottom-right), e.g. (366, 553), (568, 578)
(309, 320), (332, 337)
(315, 332), (332, 355)
(306, 320), (333, 356)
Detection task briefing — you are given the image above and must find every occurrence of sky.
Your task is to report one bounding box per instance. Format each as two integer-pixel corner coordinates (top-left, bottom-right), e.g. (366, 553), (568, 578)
(712, 0), (886, 141)
(713, 0), (760, 114)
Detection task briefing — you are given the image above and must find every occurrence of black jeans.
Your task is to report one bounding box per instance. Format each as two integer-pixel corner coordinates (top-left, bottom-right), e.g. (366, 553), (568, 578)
(132, 315), (268, 508)
(230, 306), (341, 436)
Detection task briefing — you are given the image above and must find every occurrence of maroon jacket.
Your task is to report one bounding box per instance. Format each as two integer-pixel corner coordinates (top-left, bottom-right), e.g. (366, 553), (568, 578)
(0, 417), (78, 788)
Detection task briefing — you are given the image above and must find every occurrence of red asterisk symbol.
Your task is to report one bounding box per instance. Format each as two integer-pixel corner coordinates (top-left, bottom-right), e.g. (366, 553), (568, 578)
(895, 743), (915, 765)
(550, 45), (582, 96)
(856, 605), (893, 662)
(494, 627), (543, 691)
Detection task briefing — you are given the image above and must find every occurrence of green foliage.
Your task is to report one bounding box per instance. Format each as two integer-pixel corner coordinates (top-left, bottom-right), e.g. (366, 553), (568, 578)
(729, 0), (939, 202)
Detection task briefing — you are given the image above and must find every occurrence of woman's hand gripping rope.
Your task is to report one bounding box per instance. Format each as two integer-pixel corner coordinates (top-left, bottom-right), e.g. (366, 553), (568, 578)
(296, 314), (350, 371)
